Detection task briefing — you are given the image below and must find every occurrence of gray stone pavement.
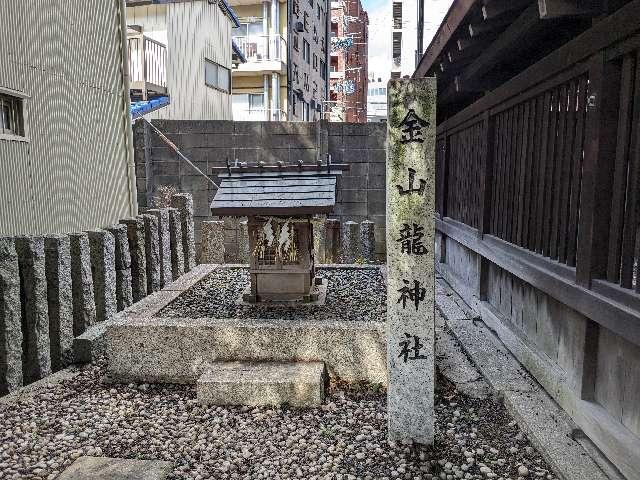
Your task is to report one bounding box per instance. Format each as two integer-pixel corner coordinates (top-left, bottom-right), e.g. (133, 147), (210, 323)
(435, 274), (611, 480)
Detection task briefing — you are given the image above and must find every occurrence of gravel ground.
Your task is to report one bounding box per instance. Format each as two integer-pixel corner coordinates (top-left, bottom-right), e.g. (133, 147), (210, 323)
(160, 267), (387, 322)
(0, 364), (555, 480)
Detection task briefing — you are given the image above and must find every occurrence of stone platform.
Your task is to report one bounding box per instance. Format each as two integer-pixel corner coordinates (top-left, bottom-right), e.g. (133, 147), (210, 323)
(98, 265), (387, 389)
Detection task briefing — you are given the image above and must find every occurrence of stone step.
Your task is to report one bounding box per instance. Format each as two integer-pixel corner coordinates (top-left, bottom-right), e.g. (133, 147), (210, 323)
(58, 456), (172, 480)
(197, 361), (327, 407)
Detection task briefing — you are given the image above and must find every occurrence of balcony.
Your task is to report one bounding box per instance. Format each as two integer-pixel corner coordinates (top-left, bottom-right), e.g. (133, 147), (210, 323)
(128, 30), (167, 100)
(233, 108), (287, 122)
(231, 35), (287, 75)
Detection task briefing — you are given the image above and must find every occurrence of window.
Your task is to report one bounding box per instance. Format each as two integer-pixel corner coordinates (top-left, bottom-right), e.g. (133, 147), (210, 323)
(238, 21), (263, 37)
(317, 4), (321, 19)
(293, 34), (299, 51)
(313, 53), (318, 70)
(320, 59), (326, 80)
(393, 2), (402, 29)
(303, 39), (310, 63)
(303, 12), (309, 31)
(303, 101), (310, 121)
(205, 58), (231, 93)
(0, 93), (25, 137)
(392, 32), (402, 68)
(308, 0), (313, 6)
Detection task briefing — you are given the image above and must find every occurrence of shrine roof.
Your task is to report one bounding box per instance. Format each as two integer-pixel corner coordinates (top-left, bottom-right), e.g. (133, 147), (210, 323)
(210, 166), (347, 216)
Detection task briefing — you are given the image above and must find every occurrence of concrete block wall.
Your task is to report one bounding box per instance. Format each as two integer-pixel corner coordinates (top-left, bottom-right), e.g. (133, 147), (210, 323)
(133, 120), (387, 261)
(0, 195), (196, 396)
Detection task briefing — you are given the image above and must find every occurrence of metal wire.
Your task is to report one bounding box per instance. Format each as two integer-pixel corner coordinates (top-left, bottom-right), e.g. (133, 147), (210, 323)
(137, 115), (219, 189)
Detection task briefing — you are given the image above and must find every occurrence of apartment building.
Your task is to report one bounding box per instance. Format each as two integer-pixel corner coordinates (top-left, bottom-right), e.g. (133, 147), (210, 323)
(126, 0), (240, 120)
(230, 0), (329, 121)
(391, 0), (422, 78)
(328, 0), (368, 123)
(366, 75), (387, 122)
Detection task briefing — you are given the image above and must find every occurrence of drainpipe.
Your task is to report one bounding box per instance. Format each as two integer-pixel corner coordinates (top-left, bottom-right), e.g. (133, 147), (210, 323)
(286, 0), (293, 120)
(117, 0), (138, 216)
(263, 1), (269, 56)
(263, 74), (270, 121)
(324, 0), (330, 119)
(272, 72), (279, 120)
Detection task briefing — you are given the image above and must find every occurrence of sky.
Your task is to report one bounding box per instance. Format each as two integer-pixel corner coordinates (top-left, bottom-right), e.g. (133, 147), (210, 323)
(363, 0), (453, 80)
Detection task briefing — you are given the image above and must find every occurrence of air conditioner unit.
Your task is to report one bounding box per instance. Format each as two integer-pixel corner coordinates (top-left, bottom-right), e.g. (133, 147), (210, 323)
(295, 21), (304, 32)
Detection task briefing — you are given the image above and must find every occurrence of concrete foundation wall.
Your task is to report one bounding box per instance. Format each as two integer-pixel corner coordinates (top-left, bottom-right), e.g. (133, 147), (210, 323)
(132, 120), (387, 260)
(435, 232), (640, 479)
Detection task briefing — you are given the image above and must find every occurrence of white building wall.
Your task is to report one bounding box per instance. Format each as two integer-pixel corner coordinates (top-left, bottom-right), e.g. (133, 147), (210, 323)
(0, 0), (136, 235)
(126, 1), (234, 120)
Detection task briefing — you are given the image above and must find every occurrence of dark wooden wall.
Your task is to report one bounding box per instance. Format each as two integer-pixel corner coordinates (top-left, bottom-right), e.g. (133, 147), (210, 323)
(434, 3), (640, 479)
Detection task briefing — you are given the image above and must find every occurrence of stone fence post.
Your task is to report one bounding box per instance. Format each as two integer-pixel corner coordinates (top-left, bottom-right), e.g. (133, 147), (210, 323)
(313, 219), (326, 264)
(341, 221), (360, 263)
(171, 193), (196, 271)
(168, 208), (185, 279)
(238, 220), (250, 264)
(143, 214), (161, 294)
(87, 230), (117, 323)
(325, 219), (341, 263)
(148, 209), (173, 288)
(0, 237), (22, 394)
(15, 236), (52, 383)
(69, 233), (96, 336)
(107, 225), (134, 311)
(360, 220), (376, 263)
(121, 216), (147, 302)
(200, 221), (225, 264)
(44, 235), (73, 371)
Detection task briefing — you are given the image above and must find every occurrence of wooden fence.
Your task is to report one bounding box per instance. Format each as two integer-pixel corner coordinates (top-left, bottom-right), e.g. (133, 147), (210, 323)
(434, 3), (640, 479)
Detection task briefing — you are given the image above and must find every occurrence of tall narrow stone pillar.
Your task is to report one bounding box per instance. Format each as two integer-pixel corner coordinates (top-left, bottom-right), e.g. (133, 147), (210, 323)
(313, 218), (326, 264)
(15, 236), (51, 384)
(171, 193), (196, 271)
(200, 221), (225, 264)
(148, 209), (173, 287)
(44, 235), (73, 371)
(386, 78), (436, 445)
(121, 216), (147, 302)
(69, 233), (96, 336)
(360, 220), (376, 263)
(87, 230), (117, 323)
(168, 208), (185, 279)
(143, 214), (161, 294)
(237, 220), (250, 264)
(325, 219), (341, 264)
(341, 221), (360, 263)
(0, 237), (23, 394)
(107, 225), (133, 311)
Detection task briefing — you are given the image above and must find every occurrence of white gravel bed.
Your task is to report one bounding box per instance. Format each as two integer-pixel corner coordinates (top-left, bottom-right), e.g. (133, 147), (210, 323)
(0, 364), (555, 480)
(159, 267), (387, 322)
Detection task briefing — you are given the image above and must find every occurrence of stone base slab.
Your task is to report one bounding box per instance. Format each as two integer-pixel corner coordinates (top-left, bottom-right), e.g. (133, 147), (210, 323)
(197, 361), (327, 407)
(106, 317), (386, 385)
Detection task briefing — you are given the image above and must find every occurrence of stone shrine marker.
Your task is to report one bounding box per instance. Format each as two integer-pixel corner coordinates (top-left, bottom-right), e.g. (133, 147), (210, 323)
(386, 78), (436, 445)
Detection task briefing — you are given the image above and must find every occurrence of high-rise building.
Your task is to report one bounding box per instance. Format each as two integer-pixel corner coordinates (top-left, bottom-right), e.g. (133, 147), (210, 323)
(328, 0), (368, 123)
(391, 0), (422, 78)
(230, 0), (330, 121)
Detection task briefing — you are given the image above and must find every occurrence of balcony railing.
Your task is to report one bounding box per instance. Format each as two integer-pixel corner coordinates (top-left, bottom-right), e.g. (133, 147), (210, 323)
(232, 35), (286, 63)
(233, 108), (287, 122)
(128, 33), (167, 99)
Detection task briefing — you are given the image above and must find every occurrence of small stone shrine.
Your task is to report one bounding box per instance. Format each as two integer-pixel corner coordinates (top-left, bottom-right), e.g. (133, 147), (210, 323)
(210, 160), (348, 303)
